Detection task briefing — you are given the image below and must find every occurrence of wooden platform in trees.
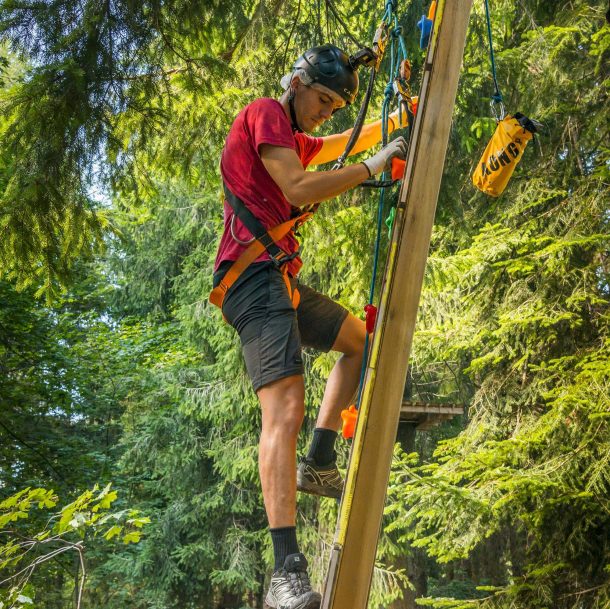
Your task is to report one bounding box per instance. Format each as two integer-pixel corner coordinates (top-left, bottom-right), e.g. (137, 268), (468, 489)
(400, 401), (464, 430)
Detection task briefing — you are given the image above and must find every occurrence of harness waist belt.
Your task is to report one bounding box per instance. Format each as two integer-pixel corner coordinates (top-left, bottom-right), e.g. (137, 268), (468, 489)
(209, 184), (312, 312)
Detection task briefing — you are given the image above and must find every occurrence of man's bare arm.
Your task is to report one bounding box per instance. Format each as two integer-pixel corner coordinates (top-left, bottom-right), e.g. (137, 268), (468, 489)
(260, 144), (369, 208)
(310, 109), (406, 166)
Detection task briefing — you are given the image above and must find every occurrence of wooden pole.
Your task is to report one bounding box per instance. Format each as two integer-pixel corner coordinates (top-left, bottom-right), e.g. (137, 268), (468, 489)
(321, 1), (473, 607)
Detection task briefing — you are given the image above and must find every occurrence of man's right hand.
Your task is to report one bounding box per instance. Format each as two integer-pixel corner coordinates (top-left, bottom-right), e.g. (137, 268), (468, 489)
(362, 137), (408, 176)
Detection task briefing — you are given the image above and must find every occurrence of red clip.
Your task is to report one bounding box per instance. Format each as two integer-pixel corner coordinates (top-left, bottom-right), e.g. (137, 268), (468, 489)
(364, 304), (378, 333)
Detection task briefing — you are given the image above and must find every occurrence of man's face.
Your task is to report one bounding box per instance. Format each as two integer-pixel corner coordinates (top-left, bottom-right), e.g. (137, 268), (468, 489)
(293, 80), (346, 132)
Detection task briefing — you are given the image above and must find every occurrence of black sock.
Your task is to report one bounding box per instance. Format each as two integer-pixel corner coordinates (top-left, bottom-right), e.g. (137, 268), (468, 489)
(270, 527), (299, 571)
(307, 428), (338, 466)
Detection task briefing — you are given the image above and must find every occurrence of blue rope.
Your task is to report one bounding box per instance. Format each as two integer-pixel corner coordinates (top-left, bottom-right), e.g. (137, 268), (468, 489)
(369, 171), (388, 308)
(355, 10), (408, 410)
(484, 0), (503, 103)
(355, 167), (388, 409)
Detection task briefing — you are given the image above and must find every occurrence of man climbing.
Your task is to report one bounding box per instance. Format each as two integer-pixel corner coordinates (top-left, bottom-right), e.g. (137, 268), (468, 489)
(211, 44), (407, 609)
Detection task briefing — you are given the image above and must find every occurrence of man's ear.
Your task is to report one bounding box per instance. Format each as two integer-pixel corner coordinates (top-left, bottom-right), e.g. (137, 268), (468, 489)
(290, 76), (302, 92)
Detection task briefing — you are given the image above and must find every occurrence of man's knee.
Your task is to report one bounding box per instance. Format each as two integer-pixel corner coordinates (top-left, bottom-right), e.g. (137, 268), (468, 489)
(258, 374), (305, 438)
(332, 314), (367, 357)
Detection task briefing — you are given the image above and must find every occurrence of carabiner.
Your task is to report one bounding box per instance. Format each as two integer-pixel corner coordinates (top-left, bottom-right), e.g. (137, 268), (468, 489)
(490, 98), (506, 122)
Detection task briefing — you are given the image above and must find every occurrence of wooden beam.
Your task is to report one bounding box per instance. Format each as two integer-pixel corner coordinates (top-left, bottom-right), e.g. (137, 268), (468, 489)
(321, 2), (473, 607)
(400, 402), (464, 430)
(401, 401), (465, 414)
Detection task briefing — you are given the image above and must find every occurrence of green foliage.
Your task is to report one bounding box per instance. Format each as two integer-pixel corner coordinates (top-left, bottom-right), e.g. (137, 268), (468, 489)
(386, 2), (610, 607)
(0, 0), (608, 607)
(0, 49), (108, 300)
(0, 486), (148, 609)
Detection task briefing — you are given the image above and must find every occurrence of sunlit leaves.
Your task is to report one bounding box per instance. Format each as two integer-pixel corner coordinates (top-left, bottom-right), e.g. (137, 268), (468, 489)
(0, 485), (148, 606)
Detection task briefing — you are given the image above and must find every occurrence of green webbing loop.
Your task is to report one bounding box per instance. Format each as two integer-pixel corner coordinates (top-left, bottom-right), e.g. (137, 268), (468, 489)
(385, 206), (396, 238)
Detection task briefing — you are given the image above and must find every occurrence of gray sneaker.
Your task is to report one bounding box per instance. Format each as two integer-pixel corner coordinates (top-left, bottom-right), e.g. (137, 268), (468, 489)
(297, 457), (344, 499)
(265, 553), (321, 609)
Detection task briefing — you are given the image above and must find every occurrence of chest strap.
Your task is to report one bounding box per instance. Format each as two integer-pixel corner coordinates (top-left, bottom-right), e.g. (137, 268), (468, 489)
(209, 185), (312, 311)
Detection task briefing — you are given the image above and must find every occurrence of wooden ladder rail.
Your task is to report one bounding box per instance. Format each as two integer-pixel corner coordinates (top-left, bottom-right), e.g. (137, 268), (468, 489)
(321, 1), (474, 607)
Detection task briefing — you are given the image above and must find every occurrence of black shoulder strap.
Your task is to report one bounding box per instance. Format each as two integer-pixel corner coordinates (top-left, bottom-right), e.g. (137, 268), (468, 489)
(223, 182), (289, 263)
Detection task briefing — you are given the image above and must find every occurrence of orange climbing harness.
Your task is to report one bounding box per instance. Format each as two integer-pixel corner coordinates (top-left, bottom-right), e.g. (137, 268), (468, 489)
(209, 184), (312, 312)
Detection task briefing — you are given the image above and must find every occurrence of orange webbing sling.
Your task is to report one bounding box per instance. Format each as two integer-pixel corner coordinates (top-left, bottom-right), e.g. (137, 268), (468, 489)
(209, 184), (312, 311)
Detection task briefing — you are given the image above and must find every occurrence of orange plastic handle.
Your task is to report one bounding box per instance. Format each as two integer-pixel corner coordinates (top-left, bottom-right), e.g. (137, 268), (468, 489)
(341, 405), (359, 439)
(391, 157), (406, 181)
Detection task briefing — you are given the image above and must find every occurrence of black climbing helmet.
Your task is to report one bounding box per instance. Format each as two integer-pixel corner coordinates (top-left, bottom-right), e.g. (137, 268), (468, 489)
(292, 44), (359, 105)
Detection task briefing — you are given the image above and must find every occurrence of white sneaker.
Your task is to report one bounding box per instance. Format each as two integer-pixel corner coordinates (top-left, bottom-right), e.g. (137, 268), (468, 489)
(265, 553), (321, 609)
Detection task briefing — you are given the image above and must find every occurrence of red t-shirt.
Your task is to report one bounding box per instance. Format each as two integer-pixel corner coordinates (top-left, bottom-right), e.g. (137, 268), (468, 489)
(215, 98), (323, 276)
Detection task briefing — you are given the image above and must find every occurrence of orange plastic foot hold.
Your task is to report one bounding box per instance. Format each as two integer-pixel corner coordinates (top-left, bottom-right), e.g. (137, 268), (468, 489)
(391, 157), (406, 181)
(341, 405), (358, 439)
(411, 96), (419, 117)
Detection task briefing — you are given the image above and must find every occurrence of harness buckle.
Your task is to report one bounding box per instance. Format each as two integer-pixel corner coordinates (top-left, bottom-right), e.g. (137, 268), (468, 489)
(270, 248), (301, 269)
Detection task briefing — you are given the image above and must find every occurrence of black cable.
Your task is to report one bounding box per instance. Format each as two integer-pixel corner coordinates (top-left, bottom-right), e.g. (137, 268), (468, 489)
(361, 179), (397, 188)
(280, 0), (302, 75)
(316, 0), (323, 42)
(334, 66), (377, 168)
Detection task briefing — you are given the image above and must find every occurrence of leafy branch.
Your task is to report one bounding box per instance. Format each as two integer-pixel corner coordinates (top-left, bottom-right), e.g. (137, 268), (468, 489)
(0, 486), (149, 609)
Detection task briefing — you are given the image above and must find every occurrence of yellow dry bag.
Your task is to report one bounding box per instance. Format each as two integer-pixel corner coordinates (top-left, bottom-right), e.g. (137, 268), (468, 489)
(472, 113), (538, 197)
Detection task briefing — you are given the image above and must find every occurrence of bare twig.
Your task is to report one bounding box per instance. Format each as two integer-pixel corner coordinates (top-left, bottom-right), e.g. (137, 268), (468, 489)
(324, 0), (365, 49)
(281, 0), (302, 76)
(0, 543), (75, 586)
(75, 544), (86, 609)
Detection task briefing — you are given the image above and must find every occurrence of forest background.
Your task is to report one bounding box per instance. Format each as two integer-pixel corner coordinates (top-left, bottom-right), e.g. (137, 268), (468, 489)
(0, 0), (608, 608)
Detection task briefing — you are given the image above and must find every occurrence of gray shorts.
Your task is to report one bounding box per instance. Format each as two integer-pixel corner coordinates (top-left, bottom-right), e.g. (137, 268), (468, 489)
(214, 262), (349, 392)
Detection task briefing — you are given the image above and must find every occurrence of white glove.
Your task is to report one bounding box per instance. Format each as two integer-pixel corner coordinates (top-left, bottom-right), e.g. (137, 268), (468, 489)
(362, 136), (408, 176)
